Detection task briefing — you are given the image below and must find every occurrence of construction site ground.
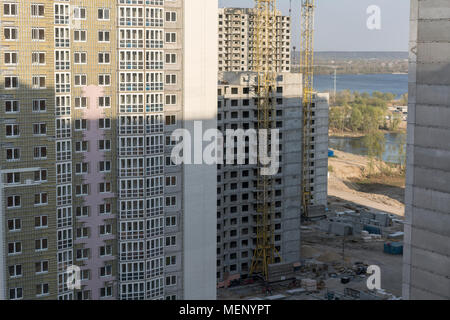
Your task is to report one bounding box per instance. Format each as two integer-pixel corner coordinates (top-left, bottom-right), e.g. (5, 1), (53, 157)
(218, 220), (403, 300)
(218, 150), (405, 301)
(328, 149), (405, 216)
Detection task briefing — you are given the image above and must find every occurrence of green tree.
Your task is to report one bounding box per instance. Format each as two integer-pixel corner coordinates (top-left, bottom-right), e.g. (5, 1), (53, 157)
(350, 107), (363, 131)
(363, 130), (386, 175)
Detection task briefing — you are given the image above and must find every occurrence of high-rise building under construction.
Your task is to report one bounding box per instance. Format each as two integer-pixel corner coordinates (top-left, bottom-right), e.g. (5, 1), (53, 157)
(218, 8), (292, 73)
(0, 0), (217, 300)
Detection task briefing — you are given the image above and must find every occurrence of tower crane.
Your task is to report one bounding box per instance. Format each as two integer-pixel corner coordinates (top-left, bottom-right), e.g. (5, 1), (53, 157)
(250, 0), (280, 281)
(300, 0), (316, 218)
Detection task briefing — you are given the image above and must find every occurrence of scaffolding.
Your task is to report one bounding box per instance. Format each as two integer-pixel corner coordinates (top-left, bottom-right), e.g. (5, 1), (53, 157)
(250, 0), (280, 281)
(300, 0), (316, 218)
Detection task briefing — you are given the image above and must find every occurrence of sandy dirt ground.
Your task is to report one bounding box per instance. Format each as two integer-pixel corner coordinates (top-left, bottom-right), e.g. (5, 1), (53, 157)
(328, 149), (405, 216)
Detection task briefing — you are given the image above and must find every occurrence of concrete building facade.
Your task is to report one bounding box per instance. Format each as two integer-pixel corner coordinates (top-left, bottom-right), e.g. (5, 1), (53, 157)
(218, 8), (291, 73)
(216, 72), (329, 282)
(0, 0), (217, 300)
(403, 0), (450, 300)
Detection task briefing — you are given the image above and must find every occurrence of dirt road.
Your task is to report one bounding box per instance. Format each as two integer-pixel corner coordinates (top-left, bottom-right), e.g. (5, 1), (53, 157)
(328, 149), (405, 216)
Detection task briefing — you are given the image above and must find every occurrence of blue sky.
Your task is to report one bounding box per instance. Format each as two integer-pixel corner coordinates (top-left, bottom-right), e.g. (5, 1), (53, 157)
(219, 0), (410, 51)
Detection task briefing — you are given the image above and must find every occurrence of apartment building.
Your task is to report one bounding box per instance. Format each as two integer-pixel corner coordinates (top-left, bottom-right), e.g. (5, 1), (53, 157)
(0, 0), (217, 300)
(218, 8), (291, 73)
(216, 72), (329, 282)
(403, 0), (450, 300)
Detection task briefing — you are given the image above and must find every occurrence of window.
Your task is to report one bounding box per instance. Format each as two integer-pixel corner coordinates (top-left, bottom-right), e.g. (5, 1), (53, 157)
(34, 146), (47, 159)
(98, 31), (110, 42)
(166, 255), (176, 266)
(99, 203), (111, 215)
(165, 275), (177, 286)
(6, 124), (19, 137)
(165, 32), (176, 43)
(74, 30), (87, 42)
(32, 76), (46, 89)
(165, 74), (176, 85)
(165, 11), (177, 22)
(100, 266), (112, 280)
(36, 283), (49, 296)
(74, 74), (87, 86)
(35, 261), (49, 274)
(99, 96), (111, 108)
(31, 28), (45, 41)
(75, 97), (87, 108)
(165, 176), (177, 187)
(76, 227), (89, 239)
(98, 52), (110, 64)
(76, 249), (90, 261)
(34, 193), (48, 206)
(166, 216), (177, 228)
(35, 216), (48, 229)
(75, 162), (89, 175)
(165, 236), (176, 247)
(75, 119), (87, 131)
(98, 74), (111, 86)
(73, 7), (86, 19)
(99, 182), (111, 193)
(98, 8), (110, 20)
(6, 148), (20, 161)
(4, 3), (18, 16)
(74, 52), (87, 64)
(165, 53), (176, 64)
(100, 286), (112, 298)
(4, 27), (18, 40)
(165, 196), (176, 207)
(33, 123), (47, 135)
(4, 76), (18, 89)
(4, 52), (17, 65)
(75, 184), (90, 196)
(7, 195), (20, 208)
(99, 161), (111, 173)
(34, 169), (47, 182)
(75, 141), (89, 153)
(76, 206), (90, 217)
(99, 118), (111, 129)
(165, 94), (176, 105)
(31, 4), (45, 17)
(100, 245), (112, 257)
(165, 115), (176, 126)
(9, 288), (22, 300)
(5, 100), (19, 113)
(99, 224), (112, 236)
(99, 140), (111, 151)
(35, 239), (48, 252)
(6, 172), (20, 184)
(8, 242), (21, 255)
(32, 52), (46, 65)
(7, 219), (21, 232)
(9, 265), (22, 278)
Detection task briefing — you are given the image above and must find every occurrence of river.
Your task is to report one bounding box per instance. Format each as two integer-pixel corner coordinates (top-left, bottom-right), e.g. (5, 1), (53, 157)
(315, 73), (408, 97)
(329, 132), (407, 164)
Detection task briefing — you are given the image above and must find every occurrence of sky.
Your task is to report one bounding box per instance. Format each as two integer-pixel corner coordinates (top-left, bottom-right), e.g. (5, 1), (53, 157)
(219, 0), (410, 52)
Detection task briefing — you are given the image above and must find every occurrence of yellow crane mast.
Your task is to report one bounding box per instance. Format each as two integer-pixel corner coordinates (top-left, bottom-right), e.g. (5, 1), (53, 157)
(250, 0), (280, 281)
(300, 0), (316, 218)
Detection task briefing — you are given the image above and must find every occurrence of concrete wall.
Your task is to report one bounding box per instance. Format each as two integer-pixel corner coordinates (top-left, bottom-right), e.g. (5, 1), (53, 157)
(183, 0), (218, 300)
(403, 0), (450, 300)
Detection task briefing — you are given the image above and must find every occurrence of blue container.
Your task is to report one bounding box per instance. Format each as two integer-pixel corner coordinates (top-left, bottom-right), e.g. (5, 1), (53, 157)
(328, 150), (335, 157)
(384, 242), (404, 255)
(364, 225), (381, 235)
